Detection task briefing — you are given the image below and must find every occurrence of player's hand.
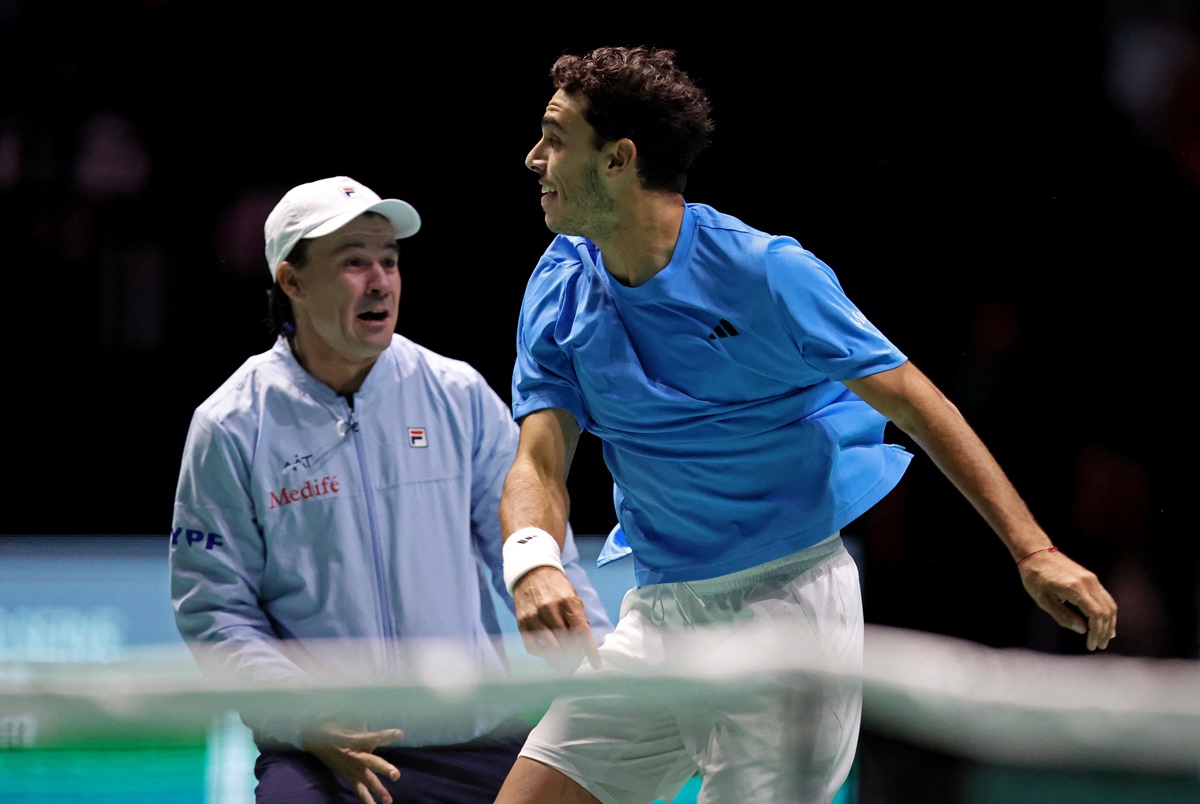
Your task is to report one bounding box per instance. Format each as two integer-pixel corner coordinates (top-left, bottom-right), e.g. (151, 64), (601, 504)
(301, 720), (406, 804)
(513, 565), (601, 669)
(1018, 549), (1118, 651)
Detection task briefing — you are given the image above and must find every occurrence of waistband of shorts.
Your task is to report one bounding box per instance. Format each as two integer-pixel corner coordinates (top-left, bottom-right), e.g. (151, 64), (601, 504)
(675, 533), (844, 595)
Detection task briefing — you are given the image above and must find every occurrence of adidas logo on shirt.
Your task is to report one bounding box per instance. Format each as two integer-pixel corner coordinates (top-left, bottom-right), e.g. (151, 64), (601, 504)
(708, 319), (740, 340)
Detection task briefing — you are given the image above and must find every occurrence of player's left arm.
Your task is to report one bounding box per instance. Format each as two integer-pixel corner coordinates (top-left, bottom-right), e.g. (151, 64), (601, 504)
(844, 360), (1117, 651)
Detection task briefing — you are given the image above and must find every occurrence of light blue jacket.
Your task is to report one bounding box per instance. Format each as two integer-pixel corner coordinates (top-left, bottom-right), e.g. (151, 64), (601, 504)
(171, 334), (613, 747)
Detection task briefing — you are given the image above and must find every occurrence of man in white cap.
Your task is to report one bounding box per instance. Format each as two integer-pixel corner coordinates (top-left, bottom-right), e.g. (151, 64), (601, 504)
(169, 176), (613, 804)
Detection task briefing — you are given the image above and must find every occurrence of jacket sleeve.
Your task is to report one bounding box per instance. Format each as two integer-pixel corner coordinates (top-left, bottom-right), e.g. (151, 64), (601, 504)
(169, 408), (319, 746)
(467, 371), (615, 644)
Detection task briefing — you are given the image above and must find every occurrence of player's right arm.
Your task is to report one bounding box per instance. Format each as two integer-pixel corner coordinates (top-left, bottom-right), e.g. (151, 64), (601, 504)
(500, 407), (599, 667)
(502, 407), (578, 544)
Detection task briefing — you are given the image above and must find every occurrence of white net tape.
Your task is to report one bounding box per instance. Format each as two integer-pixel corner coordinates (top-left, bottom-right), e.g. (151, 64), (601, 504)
(2, 624), (1197, 777)
(861, 625), (1200, 775)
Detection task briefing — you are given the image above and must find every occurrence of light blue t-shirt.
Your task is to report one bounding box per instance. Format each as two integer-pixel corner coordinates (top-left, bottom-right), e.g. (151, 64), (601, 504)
(513, 203), (912, 586)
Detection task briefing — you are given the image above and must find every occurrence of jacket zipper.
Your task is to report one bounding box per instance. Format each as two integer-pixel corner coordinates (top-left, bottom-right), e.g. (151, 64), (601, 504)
(344, 396), (398, 670)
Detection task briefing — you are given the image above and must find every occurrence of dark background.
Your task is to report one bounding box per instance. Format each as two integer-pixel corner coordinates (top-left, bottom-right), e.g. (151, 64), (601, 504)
(2, 2), (1195, 658)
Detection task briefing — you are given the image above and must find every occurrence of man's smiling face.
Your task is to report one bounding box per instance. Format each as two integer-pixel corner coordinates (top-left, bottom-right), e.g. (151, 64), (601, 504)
(525, 90), (617, 239)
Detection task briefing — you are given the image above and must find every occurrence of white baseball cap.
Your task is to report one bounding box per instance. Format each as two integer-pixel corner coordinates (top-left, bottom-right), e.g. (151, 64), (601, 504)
(263, 176), (422, 280)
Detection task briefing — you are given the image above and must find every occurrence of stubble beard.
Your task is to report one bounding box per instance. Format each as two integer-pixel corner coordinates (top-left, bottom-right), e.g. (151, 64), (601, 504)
(548, 162), (617, 242)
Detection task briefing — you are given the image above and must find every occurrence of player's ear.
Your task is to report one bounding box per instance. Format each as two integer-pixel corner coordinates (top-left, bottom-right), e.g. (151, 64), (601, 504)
(605, 138), (636, 176)
(277, 262), (304, 301)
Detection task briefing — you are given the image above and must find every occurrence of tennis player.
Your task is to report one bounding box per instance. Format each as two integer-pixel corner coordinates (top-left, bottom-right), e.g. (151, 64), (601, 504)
(495, 47), (1119, 804)
(169, 176), (613, 804)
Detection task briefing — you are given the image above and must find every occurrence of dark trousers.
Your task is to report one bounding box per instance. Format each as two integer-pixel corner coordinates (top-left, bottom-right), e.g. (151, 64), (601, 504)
(253, 718), (533, 803)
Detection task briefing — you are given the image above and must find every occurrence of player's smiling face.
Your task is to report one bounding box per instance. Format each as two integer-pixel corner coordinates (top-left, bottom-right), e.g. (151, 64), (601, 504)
(525, 90), (616, 238)
(279, 212), (400, 385)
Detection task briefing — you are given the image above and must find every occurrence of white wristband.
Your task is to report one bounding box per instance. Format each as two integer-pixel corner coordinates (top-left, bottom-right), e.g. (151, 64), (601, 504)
(503, 527), (564, 595)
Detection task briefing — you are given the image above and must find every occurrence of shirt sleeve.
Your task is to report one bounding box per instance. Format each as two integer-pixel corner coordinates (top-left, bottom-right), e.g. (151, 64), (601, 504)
(511, 246), (590, 430)
(169, 409), (318, 746)
(765, 239), (908, 382)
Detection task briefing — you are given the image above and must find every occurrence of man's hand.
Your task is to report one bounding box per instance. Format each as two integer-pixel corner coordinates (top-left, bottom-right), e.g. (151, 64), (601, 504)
(1018, 549), (1118, 651)
(301, 720), (406, 804)
(514, 565), (601, 669)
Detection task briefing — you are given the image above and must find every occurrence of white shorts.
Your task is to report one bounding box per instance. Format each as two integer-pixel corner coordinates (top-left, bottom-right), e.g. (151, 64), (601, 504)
(520, 535), (864, 804)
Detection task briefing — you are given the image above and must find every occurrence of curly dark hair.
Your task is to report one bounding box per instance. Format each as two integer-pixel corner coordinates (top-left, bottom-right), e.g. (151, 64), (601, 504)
(549, 46), (714, 194)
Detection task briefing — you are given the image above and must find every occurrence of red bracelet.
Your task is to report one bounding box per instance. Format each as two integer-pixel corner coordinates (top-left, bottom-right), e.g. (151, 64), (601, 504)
(1016, 546), (1059, 565)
